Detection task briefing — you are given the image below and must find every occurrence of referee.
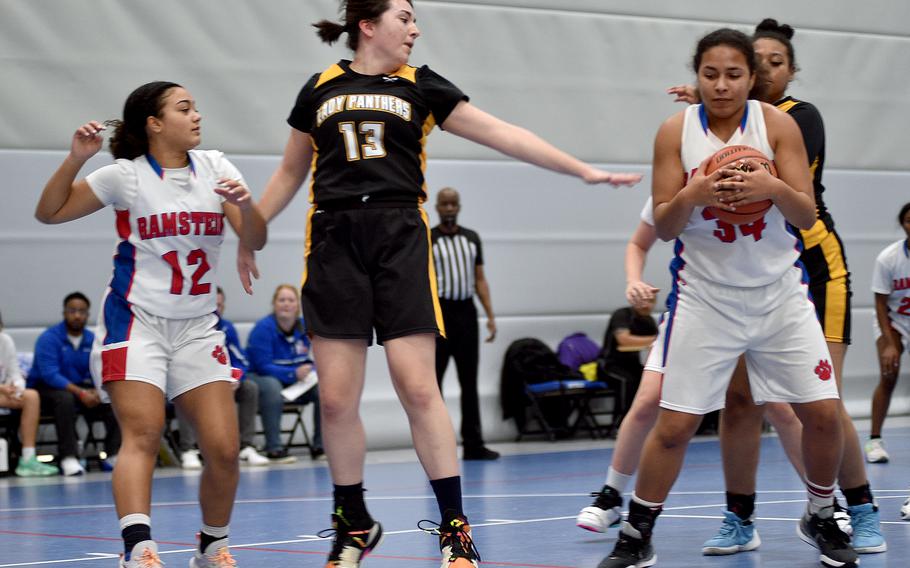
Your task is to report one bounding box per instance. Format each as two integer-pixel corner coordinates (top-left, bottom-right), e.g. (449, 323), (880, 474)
(432, 188), (499, 460)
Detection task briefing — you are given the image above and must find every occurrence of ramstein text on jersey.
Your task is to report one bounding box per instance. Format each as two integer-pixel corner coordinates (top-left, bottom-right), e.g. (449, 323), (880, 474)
(136, 211), (224, 240)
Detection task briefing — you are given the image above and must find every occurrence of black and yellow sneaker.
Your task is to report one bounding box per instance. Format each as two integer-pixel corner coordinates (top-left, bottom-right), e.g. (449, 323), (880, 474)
(319, 510), (383, 568)
(420, 512), (481, 568)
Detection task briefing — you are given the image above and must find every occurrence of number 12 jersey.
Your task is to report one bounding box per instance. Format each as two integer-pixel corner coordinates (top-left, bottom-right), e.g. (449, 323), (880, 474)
(86, 150), (242, 319)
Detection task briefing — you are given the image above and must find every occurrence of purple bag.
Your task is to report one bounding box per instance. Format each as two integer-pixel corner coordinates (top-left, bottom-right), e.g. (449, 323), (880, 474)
(556, 332), (601, 370)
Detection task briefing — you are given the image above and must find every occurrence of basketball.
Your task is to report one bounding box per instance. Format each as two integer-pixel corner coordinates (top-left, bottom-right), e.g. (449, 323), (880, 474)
(704, 145), (776, 224)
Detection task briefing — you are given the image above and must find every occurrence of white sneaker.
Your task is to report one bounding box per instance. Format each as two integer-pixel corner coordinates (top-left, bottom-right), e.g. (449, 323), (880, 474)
(238, 445), (269, 466)
(60, 456), (85, 477)
(901, 497), (910, 521)
(119, 540), (163, 567)
(864, 438), (890, 463)
(576, 485), (623, 533)
(181, 449), (203, 470)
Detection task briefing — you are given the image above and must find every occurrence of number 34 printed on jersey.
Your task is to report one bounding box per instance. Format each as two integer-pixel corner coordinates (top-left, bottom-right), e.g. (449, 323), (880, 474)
(702, 209), (766, 243)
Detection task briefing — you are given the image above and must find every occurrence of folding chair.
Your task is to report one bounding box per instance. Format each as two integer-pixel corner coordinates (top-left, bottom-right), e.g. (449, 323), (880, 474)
(518, 379), (615, 441)
(280, 402), (314, 453)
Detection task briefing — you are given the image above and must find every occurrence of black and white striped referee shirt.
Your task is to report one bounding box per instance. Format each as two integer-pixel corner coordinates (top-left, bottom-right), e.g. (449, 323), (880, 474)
(431, 226), (483, 301)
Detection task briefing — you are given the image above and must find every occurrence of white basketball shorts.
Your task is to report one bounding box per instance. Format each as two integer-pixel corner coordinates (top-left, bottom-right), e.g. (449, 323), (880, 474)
(655, 266), (839, 414)
(90, 290), (233, 400)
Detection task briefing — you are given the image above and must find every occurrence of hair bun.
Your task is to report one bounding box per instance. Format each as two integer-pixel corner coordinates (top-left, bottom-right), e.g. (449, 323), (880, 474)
(755, 18), (795, 39)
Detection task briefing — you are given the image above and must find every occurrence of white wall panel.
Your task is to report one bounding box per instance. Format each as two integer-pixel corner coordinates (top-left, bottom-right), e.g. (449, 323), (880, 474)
(2, 0), (909, 447)
(1, 1), (908, 168)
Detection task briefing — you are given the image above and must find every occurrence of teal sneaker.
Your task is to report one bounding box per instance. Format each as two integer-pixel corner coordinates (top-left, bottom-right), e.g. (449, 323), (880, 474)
(15, 456), (59, 477)
(848, 502), (887, 553)
(702, 510), (761, 555)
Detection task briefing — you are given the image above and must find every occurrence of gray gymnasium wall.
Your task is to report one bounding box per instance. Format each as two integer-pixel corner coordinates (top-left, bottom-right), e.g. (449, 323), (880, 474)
(2, 1), (909, 447)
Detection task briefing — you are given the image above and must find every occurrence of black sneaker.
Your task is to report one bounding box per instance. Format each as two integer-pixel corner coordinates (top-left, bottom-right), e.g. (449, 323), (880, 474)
(797, 509), (858, 568)
(462, 446), (500, 461)
(598, 526), (656, 568)
(319, 512), (383, 568)
(577, 484), (623, 533)
(265, 449), (298, 464)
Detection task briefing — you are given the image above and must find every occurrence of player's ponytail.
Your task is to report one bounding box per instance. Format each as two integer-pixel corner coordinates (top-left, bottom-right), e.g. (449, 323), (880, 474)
(753, 18), (799, 72)
(313, 19), (349, 46)
(312, 0), (410, 51)
(109, 81), (181, 160)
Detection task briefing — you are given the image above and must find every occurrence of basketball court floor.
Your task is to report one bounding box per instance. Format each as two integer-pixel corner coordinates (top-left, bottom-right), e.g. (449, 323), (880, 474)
(2, 418), (908, 567)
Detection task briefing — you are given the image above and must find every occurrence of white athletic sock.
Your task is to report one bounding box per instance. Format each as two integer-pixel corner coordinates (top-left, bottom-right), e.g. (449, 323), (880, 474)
(806, 479), (836, 516)
(119, 513), (151, 531)
(605, 467), (633, 493)
(631, 493), (663, 510)
(21, 447), (36, 460)
(201, 523), (229, 539)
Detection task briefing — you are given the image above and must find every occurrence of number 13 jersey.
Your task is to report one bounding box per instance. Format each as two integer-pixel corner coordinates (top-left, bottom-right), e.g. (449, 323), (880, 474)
(288, 59), (467, 206)
(677, 100), (800, 287)
(86, 150), (241, 319)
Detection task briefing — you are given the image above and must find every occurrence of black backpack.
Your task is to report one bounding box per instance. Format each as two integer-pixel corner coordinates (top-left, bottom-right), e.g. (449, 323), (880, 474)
(500, 338), (577, 431)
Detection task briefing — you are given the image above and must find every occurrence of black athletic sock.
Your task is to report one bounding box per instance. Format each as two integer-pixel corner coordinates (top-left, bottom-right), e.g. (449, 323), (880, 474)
(122, 524), (151, 557)
(869, 434), (882, 440)
(726, 492), (756, 521)
(198, 530), (226, 553)
(842, 483), (874, 507)
(626, 498), (661, 540)
(430, 476), (463, 519)
(333, 483), (371, 527)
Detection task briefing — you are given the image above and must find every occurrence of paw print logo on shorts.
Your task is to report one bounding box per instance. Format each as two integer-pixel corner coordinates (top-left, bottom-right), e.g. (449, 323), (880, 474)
(814, 359), (832, 381)
(211, 345), (227, 365)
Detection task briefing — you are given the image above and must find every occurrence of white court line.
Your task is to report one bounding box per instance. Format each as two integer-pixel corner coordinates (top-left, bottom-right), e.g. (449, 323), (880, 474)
(1, 509), (907, 567)
(2, 489), (908, 514)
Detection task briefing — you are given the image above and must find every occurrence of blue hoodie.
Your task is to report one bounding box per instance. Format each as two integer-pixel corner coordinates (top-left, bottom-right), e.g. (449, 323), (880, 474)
(27, 321), (94, 390)
(218, 316), (249, 379)
(246, 314), (313, 386)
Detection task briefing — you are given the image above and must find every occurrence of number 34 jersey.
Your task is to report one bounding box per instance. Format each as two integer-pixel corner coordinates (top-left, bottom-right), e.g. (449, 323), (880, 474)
(676, 100), (799, 288)
(86, 150), (241, 319)
(288, 59), (467, 205)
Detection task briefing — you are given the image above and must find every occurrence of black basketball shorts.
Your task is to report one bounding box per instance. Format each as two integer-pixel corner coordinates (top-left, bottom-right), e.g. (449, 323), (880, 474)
(301, 205), (445, 344)
(799, 219), (852, 345)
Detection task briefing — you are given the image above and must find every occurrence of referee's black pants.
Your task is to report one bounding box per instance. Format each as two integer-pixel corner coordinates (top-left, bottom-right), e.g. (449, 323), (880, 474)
(435, 298), (485, 450)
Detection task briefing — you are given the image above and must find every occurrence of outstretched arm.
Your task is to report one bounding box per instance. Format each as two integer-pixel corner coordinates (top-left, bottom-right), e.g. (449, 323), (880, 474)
(441, 101), (641, 187)
(237, 128), (314, 294)
(35, 121), (106, 224)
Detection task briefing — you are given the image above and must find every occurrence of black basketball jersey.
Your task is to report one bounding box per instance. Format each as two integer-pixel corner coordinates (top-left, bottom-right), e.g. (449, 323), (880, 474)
(776, 96), (830, 227)
(288, 60), (467, 205)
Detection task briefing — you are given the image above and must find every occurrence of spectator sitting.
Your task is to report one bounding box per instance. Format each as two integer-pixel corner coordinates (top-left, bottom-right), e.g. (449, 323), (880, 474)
(247, 284), (323, 462)
(27, 292), (121, 476)
(175, 287), (269, 469)
(0, 310), (58, 476)
(601, 295), (658, 415)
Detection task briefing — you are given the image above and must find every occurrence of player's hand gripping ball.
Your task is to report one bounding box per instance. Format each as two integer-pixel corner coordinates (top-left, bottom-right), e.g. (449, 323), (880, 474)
(705, 145), (776, 225)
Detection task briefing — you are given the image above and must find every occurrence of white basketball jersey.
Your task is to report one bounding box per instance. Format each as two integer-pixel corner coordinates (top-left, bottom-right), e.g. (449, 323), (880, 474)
(640, 196), (654, 226)
(871, 239), (910, 339)
(87, 150), (242, 319)
(675, 100), (800, 287)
